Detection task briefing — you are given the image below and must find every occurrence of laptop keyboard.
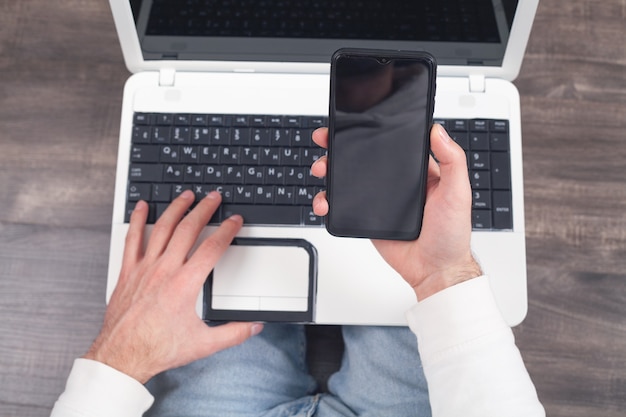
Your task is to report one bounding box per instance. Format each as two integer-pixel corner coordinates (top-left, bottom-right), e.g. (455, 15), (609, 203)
(126, 113), (513, 231)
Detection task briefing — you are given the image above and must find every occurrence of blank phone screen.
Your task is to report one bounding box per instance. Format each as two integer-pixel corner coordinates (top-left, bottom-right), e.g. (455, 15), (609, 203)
(327, 50), (435, 240)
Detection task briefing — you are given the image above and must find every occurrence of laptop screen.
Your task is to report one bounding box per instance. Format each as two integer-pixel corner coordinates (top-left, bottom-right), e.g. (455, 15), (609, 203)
(129, 0), (518, 66)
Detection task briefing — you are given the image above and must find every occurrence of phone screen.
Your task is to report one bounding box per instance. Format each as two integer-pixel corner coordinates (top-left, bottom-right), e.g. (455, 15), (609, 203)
(326, 49), (437, 240)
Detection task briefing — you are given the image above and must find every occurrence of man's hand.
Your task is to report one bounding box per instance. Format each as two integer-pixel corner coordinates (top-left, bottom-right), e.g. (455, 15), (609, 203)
(311, 124), (482, 301)
(84, 191), (263, 384)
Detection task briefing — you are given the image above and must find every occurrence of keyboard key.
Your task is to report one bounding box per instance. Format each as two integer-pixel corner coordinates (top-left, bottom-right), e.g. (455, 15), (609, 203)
(472, 210), (492, 229)
(303, 208), (324, 225)
(209, 115), (228, 126)
(130, 145), (160, 163)
(151, 183), (171, 202)
(469, 132), (489, 150)
(163, 164), (184, 182)
(251, 128), (271, 146)
(160, 145), (180, 162)
(490, 120), (508, 132)
(222, 204), (302, 225)
(151, 126), (170, 143)
(171, 127), (191, 144)
(470, 120), (488, 131)
(125, 201), (155, 223)
(129, 164), (163, 182)
(233, 115), (249, 126)
(174, 114), (191, 125)
(493, 191), (513, 229)
(233, 186), (255, 204)
(450, 119), (468, 131)
(132, 126), (151, 143)
(268, 116), (284, 126)
(128, 183), (151, 202)
(275, 186), (295, 205)
(470, 171), (490, 190)
(449, 131), (469, 150)
(491, 153), (511, 189)
(191, 114), (208, 126)
(472, 190), (491, 209)
(253, 185), (275, 204)
(133, 113), (152, 125)
(231, 128), (251, 145)
(490, 133), (510, 151)
(251, 115), (267, 126)
(469, 151), (490, 170)
(305, 116), (325, 128)
(190, 127), (211, 144)
(154, 114), (173, 125)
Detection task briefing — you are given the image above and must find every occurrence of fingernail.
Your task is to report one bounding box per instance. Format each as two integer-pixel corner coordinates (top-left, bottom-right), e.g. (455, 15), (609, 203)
(437, 124), (451, 144)
(228, 214), (244, 224)
(134, 200), (148, 211)
(180, 189), (195, 200)
(206, 190), (220, 200)
(251, 323), (264, 336)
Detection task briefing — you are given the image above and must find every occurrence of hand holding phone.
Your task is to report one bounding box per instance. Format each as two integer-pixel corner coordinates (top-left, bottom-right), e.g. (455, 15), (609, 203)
(312, 124), (482, 301)
(325, 48), (437, 240)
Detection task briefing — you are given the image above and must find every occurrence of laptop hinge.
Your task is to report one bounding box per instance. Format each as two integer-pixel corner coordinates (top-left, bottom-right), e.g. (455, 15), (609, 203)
(469, 74), (486, 93)
(159, 68), (176, 87)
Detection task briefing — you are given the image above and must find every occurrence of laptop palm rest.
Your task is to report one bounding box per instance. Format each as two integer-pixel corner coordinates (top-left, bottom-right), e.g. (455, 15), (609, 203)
(203, 238), (317, 323)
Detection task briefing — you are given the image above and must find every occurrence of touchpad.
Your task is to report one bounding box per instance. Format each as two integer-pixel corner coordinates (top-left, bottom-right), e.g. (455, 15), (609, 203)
(203, 238), (317, 323)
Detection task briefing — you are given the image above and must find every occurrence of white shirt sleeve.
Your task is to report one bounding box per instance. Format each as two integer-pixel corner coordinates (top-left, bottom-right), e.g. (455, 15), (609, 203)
(406, 276), (545, 417)
(50, 358), (154, 417)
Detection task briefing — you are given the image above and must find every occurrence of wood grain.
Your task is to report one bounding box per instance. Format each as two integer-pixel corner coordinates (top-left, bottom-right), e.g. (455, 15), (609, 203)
(1, 0), (625, 416)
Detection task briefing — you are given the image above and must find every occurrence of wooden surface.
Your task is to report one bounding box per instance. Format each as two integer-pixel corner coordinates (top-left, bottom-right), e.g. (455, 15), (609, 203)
(1, 1), (625, 415)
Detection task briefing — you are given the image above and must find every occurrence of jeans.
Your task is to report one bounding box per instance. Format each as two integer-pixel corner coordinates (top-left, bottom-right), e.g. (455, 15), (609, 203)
(146, 324), (431, 417)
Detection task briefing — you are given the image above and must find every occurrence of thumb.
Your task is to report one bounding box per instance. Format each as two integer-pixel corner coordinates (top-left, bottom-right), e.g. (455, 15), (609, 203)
(430, 124), (472, 201)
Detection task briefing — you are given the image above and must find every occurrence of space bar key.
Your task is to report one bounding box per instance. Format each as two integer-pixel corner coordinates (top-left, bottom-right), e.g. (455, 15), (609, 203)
(221, 205), (302, 226)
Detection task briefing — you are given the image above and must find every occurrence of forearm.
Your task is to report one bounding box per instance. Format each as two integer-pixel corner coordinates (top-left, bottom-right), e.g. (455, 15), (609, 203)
(406, 276), (545, 417)
(51, 359), (153, 417)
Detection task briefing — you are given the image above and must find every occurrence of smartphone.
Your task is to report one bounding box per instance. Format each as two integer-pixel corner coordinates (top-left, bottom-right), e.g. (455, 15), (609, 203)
(326, 48), (437, 240)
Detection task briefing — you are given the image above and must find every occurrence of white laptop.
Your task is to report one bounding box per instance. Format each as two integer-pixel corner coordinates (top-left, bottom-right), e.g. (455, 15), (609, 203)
(106, 0), (538, 326)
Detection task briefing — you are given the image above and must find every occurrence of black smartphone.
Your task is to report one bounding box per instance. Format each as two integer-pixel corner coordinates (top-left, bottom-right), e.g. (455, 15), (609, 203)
(326, 48), (437, 240)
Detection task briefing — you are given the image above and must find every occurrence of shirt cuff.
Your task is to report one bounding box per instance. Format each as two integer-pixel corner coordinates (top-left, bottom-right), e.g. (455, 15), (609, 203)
(52, 358), (154, 417)
(405, 275), (510, 361)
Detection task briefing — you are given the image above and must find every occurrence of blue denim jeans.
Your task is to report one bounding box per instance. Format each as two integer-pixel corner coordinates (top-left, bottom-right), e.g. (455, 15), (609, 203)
(146, 324), (431, 417)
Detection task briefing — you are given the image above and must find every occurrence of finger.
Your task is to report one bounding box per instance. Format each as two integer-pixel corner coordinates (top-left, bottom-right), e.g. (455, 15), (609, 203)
(164, 191), (222, 262)
(312, 127), (328, 149)
(118, 200), (148, 283)
(123, 201), (149, 264)
(144, 190), (196, 260)
(199, 322), (264, 357)
(311, 154), (327, 178)
(312, 190), (329, 216)
(182, 214), (244, 289)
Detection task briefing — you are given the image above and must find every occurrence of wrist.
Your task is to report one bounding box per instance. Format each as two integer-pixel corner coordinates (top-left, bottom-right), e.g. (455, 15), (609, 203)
(83, 339), (155, 384)
(412, 255), (482, 301)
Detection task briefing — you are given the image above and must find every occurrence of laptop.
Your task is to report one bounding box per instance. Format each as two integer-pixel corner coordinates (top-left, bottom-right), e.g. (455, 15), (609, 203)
(106, 0), (538, 326)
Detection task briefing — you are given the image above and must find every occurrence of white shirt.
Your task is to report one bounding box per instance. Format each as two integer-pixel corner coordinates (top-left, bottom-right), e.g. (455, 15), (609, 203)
(51, 276), (544, 417)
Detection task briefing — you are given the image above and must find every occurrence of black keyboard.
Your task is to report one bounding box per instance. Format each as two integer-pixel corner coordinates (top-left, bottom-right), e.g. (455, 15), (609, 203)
(126, 113), (513, 231)
(126, 113), (327, 226)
